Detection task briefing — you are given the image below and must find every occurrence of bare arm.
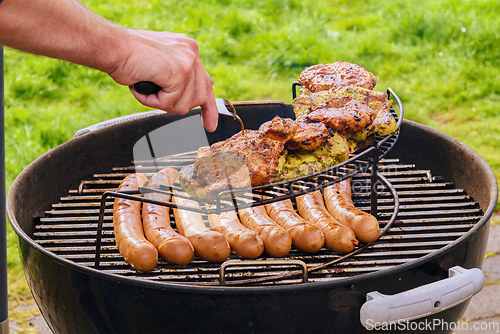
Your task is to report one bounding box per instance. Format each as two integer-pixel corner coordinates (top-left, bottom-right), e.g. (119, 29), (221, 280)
(0, 0), (218, 132)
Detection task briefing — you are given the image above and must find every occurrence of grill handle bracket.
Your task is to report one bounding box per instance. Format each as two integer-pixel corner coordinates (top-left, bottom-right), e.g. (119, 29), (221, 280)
(359, 266), (484, 329)
(219, 259), (308, 286)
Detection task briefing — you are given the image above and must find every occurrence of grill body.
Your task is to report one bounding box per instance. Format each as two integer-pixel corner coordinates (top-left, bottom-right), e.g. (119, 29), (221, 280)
(17, 224), (489, 334)
(8, 103), (497, 334)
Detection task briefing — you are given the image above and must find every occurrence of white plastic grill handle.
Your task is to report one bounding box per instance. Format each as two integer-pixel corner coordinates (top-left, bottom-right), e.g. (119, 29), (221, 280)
(74, 110), (164, 138)
(360, 266), (484, 328)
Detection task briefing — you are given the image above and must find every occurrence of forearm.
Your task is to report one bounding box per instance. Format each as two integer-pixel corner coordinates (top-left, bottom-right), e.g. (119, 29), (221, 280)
(0, 0), (218, 131)
(0, 0), (128, 73)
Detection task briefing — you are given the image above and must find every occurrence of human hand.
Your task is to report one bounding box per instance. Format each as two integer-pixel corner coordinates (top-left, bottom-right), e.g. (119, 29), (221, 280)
(108, 29), (218, 132)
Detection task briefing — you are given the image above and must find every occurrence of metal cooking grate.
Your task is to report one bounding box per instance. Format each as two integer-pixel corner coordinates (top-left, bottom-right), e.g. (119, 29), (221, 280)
(33, 158), (483, 286)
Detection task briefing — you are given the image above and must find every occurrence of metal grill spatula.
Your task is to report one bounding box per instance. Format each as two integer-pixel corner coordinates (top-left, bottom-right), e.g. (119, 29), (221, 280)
(134, 82), (244, 133)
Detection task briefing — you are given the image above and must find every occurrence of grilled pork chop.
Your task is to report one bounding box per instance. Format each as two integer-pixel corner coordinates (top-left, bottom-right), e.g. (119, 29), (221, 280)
(259, 117), (331, 151)
(257, 116), (299, 142)
(179, 117), (298, 199)
(334, 86), (397, 140)
(299, 62), (377, 93)
(304, 96), (375, 134)
(283, 119), (332, 151)
(292, 86), (396, 139)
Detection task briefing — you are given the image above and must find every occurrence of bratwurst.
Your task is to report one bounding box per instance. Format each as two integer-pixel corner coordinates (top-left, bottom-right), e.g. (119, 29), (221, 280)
(207, 206), (265, 259)
(296, 190), (358, 253)
(142, 168), (195, 265)
(172, 195), (231, 262)
(238, 205), (292, 257)
(323, 179), (380, 243)
(113, 173), (158, 272)
(265, 199), (325, 253)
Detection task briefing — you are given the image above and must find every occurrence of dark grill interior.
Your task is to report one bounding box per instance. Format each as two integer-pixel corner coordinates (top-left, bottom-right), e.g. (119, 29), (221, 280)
(33, 157), (483, 286)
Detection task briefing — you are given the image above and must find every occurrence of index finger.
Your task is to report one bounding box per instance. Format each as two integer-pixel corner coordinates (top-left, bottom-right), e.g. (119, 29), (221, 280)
(200, 92), (218, 132)
(200, 70), (218, 133)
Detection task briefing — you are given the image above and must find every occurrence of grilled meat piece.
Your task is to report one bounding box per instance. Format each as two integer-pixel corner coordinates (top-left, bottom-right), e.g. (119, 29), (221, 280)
(195, 147), (245, 187)
(304, 96), (375, 134)
(178, 151), (251, 200)
(299, 62), (377, 93)
(285, 119), (331, 151)
(292, 86), (396, 140)
(195, 147), (251, 192)
(180, 116), (298, 199)
(258, 116), (299, 142)
(208, 130), (288, 186)
(334, 86), (396, 139)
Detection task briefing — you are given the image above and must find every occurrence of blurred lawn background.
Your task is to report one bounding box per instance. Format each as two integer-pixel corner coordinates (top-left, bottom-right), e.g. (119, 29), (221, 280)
(4, 0), (500, 328)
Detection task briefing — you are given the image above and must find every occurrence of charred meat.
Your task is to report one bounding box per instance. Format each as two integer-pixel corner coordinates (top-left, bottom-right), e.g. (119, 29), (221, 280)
(293, 86), (397, 140)
(304, 96), (375, 134)
(284, 119), (332, 151)
(334, 86), (396, 139)
(258, 116), (298, 142)
(299, 61), (377, 93)
(179, 117), (298, 199)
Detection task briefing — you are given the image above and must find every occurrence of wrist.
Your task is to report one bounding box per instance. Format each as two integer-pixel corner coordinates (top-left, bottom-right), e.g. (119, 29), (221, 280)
(86, 22), (132, 75)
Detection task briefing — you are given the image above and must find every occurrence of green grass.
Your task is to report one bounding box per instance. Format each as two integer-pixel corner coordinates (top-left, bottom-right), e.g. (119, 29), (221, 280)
(5, 0), (500, 318)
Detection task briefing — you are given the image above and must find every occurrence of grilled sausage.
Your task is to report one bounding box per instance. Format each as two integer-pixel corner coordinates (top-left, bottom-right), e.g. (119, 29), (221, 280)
(296, 191), (358, 253)
(142, 168), (195, 265)
(265, 199), (324, 253)
(113, 173), (158, 272)
(323, 179), (380, 243)
(207, 206), (265, 259)
(238, 205), (293, 257)
(172, 195), (231, 262)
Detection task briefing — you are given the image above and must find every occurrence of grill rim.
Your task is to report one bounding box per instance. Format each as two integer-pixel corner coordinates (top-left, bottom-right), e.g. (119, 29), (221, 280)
(8, 117), (497, 294)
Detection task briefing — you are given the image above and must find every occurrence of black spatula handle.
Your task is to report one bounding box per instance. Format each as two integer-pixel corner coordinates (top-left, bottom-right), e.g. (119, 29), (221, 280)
(133, 81), (162, 95)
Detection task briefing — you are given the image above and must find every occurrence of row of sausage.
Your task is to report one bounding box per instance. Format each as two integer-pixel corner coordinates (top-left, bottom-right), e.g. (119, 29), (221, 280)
(112, 168), (380, 272)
